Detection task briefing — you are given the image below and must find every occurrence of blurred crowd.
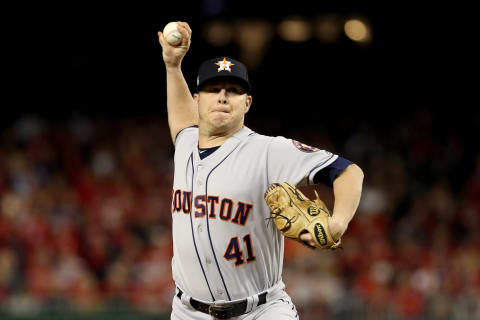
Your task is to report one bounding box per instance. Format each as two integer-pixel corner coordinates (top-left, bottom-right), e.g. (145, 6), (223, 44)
(0, 110), (479, 319)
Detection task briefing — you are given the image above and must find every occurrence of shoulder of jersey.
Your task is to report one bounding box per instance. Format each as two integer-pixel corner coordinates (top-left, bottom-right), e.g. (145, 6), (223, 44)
(266, 135), (325, 153)
(243, 132), (275, 148)
(174, 125), (199, 146)
(247, 132), (274, 142)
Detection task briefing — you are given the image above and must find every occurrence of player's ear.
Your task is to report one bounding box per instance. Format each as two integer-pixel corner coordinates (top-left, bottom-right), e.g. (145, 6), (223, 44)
(244, 95), (252, 114)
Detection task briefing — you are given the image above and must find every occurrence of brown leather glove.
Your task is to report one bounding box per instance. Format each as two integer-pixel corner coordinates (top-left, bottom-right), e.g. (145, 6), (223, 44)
(264, 182), (341, 249)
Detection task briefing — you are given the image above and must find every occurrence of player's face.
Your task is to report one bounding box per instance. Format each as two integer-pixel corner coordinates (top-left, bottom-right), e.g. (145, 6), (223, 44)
(195, 80), (252, 133)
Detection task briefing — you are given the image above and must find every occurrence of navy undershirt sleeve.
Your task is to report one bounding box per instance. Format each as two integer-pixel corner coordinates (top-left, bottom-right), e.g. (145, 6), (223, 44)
(313, 157), (353, 187)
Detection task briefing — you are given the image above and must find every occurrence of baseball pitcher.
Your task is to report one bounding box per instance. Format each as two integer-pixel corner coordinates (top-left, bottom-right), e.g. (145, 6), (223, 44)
(158, 21), (364, 320)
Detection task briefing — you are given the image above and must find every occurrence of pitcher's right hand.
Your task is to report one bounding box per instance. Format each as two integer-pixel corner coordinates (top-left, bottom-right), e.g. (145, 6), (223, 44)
(158, 21), (192, 68)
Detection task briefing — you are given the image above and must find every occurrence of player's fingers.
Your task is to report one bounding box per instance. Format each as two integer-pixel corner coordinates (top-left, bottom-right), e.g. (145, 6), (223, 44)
(176, 25), (188, 38)
(177, 23), (190, 40)
(299, 233), (309, 241)
(176, 24), (191, 47)
(178, 22), (192, 38)
(180, 21), (192, 37)
(299, 233), (316, 247)
(158, 31), (166, 46)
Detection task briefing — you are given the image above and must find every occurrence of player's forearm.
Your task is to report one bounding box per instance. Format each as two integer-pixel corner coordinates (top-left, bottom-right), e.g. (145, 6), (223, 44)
(166, 66), (199, 131)
(330, 163), (364, 238)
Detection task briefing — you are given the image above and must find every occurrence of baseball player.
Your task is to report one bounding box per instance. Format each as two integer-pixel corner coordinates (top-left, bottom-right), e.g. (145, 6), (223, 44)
(158, 21), (364, 319)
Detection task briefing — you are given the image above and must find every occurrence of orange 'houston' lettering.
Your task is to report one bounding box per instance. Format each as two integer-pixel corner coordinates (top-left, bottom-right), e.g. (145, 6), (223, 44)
(182, 191), (192, 214)
(194, 195), (206, 217)
(172, 189), (182, 213)
(231, 201), (253, 226)
(219, 198), (233, 221)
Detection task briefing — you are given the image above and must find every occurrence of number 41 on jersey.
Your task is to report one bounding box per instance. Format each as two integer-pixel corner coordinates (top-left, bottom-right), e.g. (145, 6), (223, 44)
(224, 234), (256, 266)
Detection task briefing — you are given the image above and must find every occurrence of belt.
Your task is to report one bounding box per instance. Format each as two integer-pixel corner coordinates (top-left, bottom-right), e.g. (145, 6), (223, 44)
(177, 289), (267, 319)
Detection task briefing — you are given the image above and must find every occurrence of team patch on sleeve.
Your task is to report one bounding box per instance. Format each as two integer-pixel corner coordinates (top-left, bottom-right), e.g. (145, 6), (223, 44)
(292, 140), (320, 153)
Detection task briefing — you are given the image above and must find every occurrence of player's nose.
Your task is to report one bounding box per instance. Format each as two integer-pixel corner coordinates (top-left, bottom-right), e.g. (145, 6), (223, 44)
(217, 89), (228, 104)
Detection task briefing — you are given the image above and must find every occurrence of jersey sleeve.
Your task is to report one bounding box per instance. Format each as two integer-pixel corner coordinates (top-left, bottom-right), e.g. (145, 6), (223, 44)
(266, 136), (338, 186)
(174, 125), (198, 148)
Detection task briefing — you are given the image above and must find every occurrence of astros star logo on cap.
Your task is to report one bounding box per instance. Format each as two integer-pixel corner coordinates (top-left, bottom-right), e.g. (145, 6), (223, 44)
(215, 57), (235, 72)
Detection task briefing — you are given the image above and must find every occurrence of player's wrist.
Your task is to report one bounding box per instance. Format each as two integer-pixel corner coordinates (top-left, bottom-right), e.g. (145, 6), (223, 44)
(164, 62), (183, 71)
(328, 217), (347, 241)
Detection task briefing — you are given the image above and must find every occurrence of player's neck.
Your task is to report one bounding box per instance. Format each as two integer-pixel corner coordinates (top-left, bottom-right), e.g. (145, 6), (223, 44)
(198, 123), (243, 148)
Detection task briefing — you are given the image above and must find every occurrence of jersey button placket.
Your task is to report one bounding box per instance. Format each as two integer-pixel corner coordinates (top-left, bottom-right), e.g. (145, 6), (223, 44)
(196, 163), (220, 292)
(197, 165), (203, 186)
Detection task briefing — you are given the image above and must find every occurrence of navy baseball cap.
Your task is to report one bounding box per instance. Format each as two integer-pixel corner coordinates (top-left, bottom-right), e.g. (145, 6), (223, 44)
(196, 57), (251, 93)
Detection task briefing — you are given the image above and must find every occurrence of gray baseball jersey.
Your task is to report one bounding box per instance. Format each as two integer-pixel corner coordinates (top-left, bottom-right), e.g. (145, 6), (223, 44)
(171, 126), (338, 303)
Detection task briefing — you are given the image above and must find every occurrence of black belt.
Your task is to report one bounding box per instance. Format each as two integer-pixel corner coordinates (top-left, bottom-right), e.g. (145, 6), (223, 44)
(177, 289), (267, 319)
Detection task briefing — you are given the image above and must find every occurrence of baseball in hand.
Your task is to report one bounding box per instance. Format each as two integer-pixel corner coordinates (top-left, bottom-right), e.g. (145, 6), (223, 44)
(163, 22), (183, 46)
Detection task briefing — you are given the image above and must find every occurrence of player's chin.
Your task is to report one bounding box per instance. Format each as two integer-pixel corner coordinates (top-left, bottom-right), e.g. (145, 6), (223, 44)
(209, 113), (231, 126)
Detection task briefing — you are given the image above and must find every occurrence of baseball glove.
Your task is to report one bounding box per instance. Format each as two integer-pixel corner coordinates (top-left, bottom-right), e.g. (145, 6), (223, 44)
(264, 182), (341, 249)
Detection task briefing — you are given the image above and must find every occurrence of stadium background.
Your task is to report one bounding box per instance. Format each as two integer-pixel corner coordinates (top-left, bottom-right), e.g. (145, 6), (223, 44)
(1, 2), (478, 319)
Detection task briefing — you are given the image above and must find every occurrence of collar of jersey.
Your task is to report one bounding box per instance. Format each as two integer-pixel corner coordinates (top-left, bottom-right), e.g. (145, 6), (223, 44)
(194, 126), (253, 165)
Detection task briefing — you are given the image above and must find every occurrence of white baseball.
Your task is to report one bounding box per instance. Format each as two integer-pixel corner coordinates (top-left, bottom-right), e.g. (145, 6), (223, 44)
(163, 22), (183, 46)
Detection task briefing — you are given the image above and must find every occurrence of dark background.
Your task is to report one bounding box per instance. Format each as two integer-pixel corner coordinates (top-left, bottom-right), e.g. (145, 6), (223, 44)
(8, 2), (468, 129)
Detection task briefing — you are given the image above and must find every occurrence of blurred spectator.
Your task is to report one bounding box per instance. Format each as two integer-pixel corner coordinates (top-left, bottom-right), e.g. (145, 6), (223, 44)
(0, 111), (478, 319)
